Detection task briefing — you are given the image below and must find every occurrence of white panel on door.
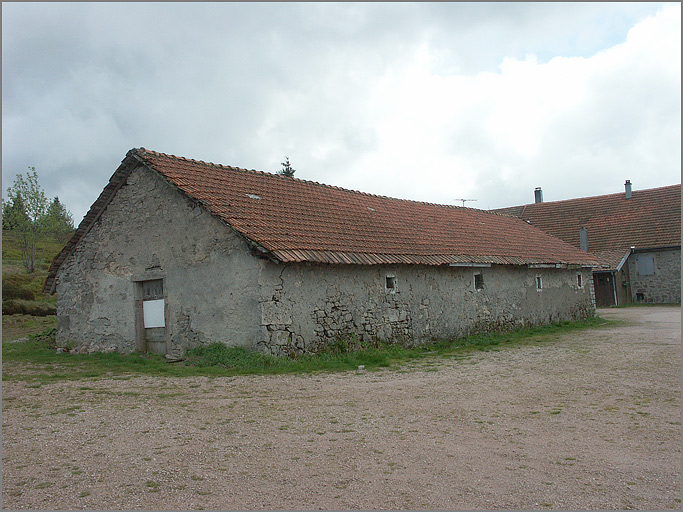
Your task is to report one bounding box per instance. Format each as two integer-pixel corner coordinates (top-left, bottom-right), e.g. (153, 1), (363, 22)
(143, 299), (165, 328)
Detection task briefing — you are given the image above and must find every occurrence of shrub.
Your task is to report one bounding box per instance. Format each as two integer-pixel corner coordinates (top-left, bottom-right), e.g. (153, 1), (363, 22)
(29, 327), (57, 349)
(2, 273), (36, 300)
(2, 300), (56, 316)
(2, 283), (36, 301)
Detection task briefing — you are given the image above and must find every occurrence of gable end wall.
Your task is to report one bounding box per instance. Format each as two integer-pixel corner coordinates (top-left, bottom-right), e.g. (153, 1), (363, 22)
(54, 165), (263, 354)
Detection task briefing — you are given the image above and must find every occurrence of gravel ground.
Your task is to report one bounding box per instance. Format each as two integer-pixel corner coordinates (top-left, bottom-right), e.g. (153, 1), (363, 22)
(2, 306), (680, 510)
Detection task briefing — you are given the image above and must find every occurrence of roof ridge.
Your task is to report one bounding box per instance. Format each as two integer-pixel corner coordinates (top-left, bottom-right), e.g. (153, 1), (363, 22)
(135, 147), (261, 175)
(134, 147), (484, 213)
(507, 183), (681, 209)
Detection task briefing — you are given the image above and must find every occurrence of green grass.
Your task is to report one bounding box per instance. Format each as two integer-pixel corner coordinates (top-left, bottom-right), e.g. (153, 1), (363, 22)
(2, 314), (57, 342)
(2, 316), (611, 383)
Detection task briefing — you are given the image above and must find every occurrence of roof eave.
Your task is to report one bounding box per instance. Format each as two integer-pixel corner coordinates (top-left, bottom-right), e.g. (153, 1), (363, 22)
(269, 249), (599, 267)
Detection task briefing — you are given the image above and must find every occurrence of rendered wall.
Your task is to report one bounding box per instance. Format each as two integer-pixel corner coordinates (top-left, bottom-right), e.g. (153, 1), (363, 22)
(55, 166), (263, 355)
(627, 249), (681, 304)
(257, 261), (596, 356)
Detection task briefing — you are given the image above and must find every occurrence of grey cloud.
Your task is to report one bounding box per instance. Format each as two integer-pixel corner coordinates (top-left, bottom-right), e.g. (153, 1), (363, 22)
(2, 2), (677, 223)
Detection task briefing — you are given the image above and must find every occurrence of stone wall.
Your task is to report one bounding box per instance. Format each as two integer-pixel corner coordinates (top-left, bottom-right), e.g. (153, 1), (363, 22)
(55, 165), (263, 355)
(256, 262), (595, 356)
(628, 248), (681, 304)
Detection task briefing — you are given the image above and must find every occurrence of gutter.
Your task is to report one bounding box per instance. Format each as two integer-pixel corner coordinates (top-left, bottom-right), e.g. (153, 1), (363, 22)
(616, 247), (634, 272)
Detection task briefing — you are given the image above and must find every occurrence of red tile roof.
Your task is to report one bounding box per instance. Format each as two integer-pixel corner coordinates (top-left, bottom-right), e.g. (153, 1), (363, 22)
(45, 148), (599, 293)
(494, 184), (681, 269)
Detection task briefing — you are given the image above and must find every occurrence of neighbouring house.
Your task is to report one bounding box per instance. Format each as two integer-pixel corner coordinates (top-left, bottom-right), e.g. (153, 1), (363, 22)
(45, 148), (599, 357)
(494, 182), (681, 307)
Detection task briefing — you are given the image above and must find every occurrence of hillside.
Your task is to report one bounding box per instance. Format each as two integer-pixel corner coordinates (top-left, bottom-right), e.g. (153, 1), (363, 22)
(2, 230), (66, 316)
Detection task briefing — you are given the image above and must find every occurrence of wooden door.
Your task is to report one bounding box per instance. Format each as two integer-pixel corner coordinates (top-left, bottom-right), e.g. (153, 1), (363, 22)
(141, 279), (168, 354)
(593, 273), (615, 307)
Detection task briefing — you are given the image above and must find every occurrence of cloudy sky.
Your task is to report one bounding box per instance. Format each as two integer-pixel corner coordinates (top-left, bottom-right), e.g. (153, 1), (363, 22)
(2, 2), (680, 223)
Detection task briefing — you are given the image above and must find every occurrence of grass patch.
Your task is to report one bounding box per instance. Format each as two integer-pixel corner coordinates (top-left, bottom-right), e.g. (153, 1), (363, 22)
(145, 480), (160, 491)
(2, 317), (614, 385)
(2, 314), (57, 343)
(2, 316), (611, 382)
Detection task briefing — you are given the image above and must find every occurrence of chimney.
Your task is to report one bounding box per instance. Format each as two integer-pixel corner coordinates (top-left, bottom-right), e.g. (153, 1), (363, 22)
(625, 180), (632, 199)
(579, 227), (588, 252)
(534, 187), (543, 203)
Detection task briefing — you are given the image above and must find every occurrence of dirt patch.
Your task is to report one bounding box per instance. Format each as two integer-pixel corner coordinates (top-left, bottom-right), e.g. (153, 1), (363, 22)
(2, 307), (680, 510)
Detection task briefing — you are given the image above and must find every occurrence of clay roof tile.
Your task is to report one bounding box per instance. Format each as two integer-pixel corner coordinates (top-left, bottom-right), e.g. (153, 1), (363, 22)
(45, 148), (602, 294)
(131, 148), (598, 267)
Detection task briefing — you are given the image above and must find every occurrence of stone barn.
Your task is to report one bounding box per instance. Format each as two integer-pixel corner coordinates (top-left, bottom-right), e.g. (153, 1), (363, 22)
(45, 148), (599, 357)
(494, 182), (681, 307)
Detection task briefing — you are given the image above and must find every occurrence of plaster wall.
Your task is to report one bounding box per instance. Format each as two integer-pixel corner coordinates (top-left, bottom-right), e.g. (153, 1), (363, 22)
(55, 166), (263, 355)
(257, 261), (595, 356)
(628, 249), (681, 304)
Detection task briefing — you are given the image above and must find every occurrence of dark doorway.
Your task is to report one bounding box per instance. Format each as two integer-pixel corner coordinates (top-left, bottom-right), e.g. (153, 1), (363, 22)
(593, 272), (615, 307)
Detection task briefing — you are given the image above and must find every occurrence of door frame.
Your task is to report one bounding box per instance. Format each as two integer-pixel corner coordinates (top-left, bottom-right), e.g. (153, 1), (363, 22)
(134, 275), (169, 354)
(593, 271), (616, 307)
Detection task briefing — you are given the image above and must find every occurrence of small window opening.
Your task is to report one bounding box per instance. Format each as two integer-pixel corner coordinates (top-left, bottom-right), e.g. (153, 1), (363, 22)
(636, 292), (645, 302)
(474, 273), (484, 291)
(385, 275), (396, 294)
(576, 273), (583, 288)
(536, 275), (543, 291)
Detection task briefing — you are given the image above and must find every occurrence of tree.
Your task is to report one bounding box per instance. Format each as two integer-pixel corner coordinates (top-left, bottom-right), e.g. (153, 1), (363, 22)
(277, 156), (296, 177)
(2, 192), (28, 231)
(43, 196), (74, 241)
(5, 167), (49, 273)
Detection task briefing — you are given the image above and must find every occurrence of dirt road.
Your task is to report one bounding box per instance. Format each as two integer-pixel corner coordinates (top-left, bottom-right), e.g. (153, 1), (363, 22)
(2, 306), (680, 510)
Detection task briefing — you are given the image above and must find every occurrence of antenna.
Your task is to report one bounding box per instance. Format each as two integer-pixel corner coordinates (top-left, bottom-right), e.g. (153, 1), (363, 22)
(454, 199), (477, 207)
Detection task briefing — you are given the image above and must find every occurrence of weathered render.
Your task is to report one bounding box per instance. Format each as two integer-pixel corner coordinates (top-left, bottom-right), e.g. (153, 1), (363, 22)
(46, 148), (598, 356)
(54, 167), (262, 354)
(258, 262), (594, 356)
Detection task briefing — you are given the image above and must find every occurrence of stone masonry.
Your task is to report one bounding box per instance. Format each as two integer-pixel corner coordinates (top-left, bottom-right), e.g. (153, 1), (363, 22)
(628, 249), (681, 304)
(256, 262), (595, 356)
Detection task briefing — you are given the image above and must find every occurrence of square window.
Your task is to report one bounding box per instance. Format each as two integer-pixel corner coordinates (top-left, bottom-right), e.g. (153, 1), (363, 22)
(474, 273), (484, 290)
(385, 275), (396, 293)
